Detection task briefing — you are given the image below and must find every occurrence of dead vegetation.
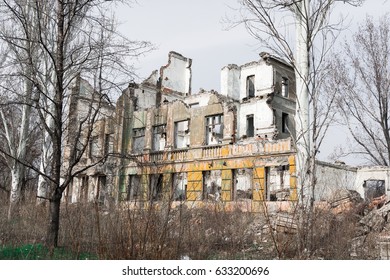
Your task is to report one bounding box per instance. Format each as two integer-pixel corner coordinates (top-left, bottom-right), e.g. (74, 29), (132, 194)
(1, 190), (390, 259)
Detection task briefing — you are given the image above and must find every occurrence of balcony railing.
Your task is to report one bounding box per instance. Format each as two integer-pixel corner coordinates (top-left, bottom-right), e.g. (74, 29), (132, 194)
(127, 138), (292, 164)
(171, 149), (188, 161)
(202, 145), (222, 158)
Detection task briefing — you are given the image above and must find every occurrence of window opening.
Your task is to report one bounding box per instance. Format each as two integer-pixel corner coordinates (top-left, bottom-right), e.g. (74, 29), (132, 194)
(246, 75), (255, 98)
(132, 128), (145, 153)
(282, 113), (289, 133)
(246, 114), (254, 137)
(205, 115), (224, 145)
(152, 125), (166, 151)
(174, 120), (190, 148)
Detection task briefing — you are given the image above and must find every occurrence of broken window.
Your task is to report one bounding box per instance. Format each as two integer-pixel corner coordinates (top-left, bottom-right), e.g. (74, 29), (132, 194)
(127, 175), (141, 201)
(282, 113), (289, 133)
(203, 170), (222, 201)
(132, 128), (145, 153)
(205, 114), (224, 145)
(89, 136), (100, 158)
(246, 75), (255, 98)
(104, 134), (114, 155)
(271, 165), (290, 201)
(233, 169), (253, 200)
(150, 174), (163, 201)
(96, 175), (106, 205)
(172, 173), (187, 201)
(152, 125), (166, 151)
(282, 77), (289, 97)
(363, 180), (385, 201)
(174, 120), (190, 149)
(80, 176), (89, 202)
(246, 114), (254, 137)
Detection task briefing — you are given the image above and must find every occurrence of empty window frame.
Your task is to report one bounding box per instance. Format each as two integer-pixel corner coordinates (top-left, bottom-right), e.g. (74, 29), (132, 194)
(150, 174), (163, 201)
(246, 114), (254, 137)
(80, 176), (89, 202)
(282, 77), (289, 97)
(132, 128), (145, 153)
(282, 113), (289, 133)
(127, 175), (141, 201)
(233, 169), (253, 200)
(203, 170), (222, 201)
(152, 124), (166, 151)
(246, 75), (255, 98)
(104, 134), (114, 155)
(172, 173), (187, 201)
(205, 114), (224, 145)
(89, 136), (100, 158)
(96, 175), (106, 205)
(174, 120), (190, 149)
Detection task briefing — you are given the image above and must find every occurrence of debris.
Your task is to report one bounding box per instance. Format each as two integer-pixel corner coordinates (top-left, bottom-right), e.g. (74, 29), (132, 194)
(274, 212), (297, 234)
(359, 209), (386, 232)
(350, 235), (366, 258)
(368, 194), (387, 209)
(329, 190), (363, 215)
(378, 234), (390, 260)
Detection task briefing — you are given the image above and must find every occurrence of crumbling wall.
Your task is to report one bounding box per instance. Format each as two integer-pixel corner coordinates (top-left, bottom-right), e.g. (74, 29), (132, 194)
(355, 166), (390, 199)
(160, 51), (192, 96)
(220, 64), (240, 100)
(238, 100), (274, 139)
(234, 168), (253, 199)
(315, 161), (358, 201)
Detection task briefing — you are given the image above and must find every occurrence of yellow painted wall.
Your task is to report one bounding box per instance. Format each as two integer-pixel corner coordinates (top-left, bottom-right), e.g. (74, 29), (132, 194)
(253, 167), (265, 201)
(221, 169), (232, 201)
(187, 171), (203, 201)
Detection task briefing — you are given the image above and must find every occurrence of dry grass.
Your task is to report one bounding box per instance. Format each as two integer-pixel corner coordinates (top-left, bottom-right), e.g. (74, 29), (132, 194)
(1, 195), (266, 259)
(0, 193), (381, 259)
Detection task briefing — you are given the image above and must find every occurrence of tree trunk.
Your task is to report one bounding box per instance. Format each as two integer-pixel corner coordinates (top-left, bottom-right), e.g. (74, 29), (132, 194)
(37, 130), (52, 205)
(7, 75), (32, 219)
(47, 188), (62, 248)
(8, 167), (22, 220)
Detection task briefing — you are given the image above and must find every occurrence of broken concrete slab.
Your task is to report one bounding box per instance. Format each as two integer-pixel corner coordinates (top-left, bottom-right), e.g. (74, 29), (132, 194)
(274, 212), (298, 234)
(378, 234), (390, 260)
(359, 209), (386, 232)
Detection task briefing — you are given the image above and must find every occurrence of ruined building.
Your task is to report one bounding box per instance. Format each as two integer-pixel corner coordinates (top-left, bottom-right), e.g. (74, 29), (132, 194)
(63, 51), (390, 210)
(63, 51), (298, 210)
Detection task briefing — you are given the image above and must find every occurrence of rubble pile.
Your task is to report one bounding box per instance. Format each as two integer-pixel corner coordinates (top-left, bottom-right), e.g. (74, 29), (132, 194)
(350, 194), (390, 259)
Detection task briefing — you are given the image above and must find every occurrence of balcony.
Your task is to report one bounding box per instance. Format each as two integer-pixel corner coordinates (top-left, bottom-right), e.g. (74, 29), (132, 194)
(202, 145), (222, 158)
(129, 138), (292, 164)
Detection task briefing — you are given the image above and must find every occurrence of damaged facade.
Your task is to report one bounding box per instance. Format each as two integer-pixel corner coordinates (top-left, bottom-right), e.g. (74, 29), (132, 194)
(62, 51), (390, 211)
(63, 51), (298, 211)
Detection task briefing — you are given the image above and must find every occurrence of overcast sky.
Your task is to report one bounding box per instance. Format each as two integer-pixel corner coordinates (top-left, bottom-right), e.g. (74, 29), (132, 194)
(115, 0), (390, 165)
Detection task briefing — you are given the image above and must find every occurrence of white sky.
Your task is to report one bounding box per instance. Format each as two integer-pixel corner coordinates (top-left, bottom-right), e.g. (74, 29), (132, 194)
(115, 0), (390, 165)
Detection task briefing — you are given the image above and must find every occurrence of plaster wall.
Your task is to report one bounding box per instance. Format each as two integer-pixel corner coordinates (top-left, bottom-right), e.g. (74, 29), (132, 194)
(355, 167), (390, 198)
(240, 63), (273, 100)
(161, 52), (192, 95)
(315, 162), (358, 200)
(221, 64), (240, 101)
(135, 87), (157, 109)
(238, 100), (274, 138)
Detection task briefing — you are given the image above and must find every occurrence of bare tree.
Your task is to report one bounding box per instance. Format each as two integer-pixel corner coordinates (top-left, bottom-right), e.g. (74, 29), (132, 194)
(0, 0), (152, 248)
(233, 0), (363, 255)
(0, 13), (37, 220)
(332, 15), (390, 166)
